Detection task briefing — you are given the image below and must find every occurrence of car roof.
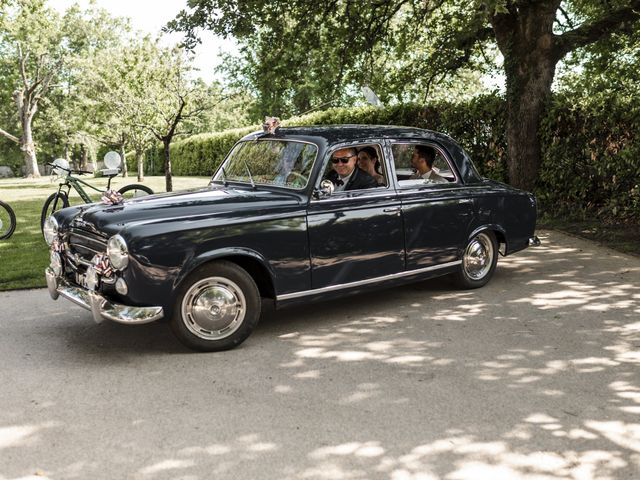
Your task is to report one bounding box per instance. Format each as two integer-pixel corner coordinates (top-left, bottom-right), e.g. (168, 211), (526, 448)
(241, 124), (453, 144)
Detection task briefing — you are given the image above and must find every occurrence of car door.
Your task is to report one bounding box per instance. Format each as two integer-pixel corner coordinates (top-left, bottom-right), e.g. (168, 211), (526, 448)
(307, 144), (405, 289)
(388, 140), (474, 270)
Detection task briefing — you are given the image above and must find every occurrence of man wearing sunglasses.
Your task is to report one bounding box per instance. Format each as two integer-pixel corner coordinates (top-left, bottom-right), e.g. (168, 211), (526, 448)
(325, 147), (378, 192)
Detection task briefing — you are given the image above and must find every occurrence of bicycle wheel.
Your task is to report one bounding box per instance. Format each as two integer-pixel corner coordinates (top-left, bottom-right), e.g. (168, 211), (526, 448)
(41, 192), (70, 232)
(0, 200), (16, 240)
(118, 184), (154, 200)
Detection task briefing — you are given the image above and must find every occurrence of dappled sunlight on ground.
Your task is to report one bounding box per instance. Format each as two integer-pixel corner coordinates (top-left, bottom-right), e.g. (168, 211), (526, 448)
(1, 230), (639, 478)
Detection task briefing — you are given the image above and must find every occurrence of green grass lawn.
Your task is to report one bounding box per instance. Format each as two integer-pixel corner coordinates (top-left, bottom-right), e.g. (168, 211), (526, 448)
(0, 175), (209, 291)
(0, 198), (50, 289)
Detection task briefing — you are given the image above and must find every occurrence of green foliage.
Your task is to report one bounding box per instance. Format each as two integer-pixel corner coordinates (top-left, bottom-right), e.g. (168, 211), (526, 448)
(169, 93), (639, 224)
(169, 126), (256, 176)
(539, 93), (640, 222)
(170, 0), (495, 119)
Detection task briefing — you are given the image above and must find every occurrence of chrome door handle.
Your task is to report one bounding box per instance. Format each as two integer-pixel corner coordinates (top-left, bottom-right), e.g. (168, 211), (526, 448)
(383, 207), (401, 213)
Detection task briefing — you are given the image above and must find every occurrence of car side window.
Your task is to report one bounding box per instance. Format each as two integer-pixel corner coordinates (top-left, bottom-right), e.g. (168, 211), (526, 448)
(391, 143), (456, 187)
(319, 143), (387, 195)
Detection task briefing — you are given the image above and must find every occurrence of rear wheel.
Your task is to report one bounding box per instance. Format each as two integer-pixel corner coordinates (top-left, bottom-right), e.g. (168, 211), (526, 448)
(453, 231), (498, 289)
(41, 192), (69, 233)
(170, 261), (261, 352)
(0, 200), (16, 240)
(118, 183), (154, 200)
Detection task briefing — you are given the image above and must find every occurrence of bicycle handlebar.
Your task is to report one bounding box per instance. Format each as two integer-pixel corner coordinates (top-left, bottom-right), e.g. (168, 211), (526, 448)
(46, 162), (94, 175)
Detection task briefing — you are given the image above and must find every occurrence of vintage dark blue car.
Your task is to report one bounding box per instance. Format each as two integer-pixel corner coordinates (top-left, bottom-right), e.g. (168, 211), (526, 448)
(44, 125), (539, 351)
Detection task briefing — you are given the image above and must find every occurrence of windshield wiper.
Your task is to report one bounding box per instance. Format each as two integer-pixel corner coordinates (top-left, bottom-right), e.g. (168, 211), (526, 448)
(243, 160), (256, 189)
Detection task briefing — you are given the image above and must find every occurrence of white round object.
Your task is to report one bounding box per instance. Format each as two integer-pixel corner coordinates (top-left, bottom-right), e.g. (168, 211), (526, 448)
(104, 151), (122, 169)
(51, 158), (69, 175)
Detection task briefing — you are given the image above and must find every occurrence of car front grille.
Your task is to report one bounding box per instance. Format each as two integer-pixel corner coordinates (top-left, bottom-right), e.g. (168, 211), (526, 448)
(65, 228), (108, 270)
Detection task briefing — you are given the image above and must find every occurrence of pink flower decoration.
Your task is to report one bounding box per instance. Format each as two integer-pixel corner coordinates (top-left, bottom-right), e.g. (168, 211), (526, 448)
(101, 189), (124, 206)
(92, 253), (114, 278)
(262, 116), (281, 134)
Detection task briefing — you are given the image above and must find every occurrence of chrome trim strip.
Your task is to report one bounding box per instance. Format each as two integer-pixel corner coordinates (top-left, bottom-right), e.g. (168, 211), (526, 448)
(277, 260), (461, 301)
(310, 189), (395, 204)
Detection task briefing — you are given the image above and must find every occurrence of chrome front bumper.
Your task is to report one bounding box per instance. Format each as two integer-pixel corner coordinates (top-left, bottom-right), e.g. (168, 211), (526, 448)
(45, 268), (164, 325)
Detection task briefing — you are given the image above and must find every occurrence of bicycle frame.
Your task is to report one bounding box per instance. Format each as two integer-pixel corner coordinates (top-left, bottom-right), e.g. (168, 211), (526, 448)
(55, 172), (115, 204)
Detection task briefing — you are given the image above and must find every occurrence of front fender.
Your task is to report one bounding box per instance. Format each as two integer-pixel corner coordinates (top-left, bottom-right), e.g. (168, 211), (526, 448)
(174, 247), (276, 291)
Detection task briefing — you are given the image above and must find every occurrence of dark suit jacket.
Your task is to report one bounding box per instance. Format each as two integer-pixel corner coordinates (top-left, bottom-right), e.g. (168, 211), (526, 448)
(326, 168), (378, 191)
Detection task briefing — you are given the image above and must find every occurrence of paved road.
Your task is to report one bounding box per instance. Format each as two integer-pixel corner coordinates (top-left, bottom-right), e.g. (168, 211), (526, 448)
(1, 230), (639, 480)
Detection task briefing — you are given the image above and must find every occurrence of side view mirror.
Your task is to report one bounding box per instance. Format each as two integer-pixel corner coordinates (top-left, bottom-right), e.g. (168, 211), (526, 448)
(313, 179), (335, 199)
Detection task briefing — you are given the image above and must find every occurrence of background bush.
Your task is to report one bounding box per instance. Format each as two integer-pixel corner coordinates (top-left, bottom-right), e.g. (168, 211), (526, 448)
(167, 93), (639, 223)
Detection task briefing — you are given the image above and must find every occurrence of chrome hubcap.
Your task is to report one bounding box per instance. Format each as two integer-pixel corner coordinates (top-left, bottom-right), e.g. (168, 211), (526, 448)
(463, 232), (494, 280)
(182, 277), (246, 340)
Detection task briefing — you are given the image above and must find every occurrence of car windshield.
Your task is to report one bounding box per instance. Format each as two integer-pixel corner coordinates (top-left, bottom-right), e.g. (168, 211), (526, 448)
(212, 139), (317, 189)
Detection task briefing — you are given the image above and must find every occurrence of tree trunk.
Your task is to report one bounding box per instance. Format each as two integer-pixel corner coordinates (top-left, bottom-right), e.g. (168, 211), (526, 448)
(136, 149), (144, 182)
(120, 142), (129, 178)
(20, 118), (40, 178)
(503, 58), (556, 191)
(491, 2), (560, 191)
(14, 89), (40, 178)
(80, 144), (88, 171)
(163, 139), (173, 193)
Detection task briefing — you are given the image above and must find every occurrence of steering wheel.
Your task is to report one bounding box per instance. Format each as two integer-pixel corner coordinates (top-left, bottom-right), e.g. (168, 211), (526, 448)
(285, 172), (307, 188)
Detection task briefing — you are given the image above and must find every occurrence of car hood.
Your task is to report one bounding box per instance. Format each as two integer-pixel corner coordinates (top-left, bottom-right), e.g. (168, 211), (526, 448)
(65, 186), (303, 237)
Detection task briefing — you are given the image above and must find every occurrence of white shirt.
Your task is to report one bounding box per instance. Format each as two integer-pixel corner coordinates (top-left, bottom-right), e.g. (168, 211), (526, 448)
(411, 169), (447, 183)
(334, 169), (354, 192)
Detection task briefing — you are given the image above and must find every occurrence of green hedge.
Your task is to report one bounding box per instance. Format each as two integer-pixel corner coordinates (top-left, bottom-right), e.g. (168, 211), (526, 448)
(538, 93), (640, 222)
(168, 94), (639, 223)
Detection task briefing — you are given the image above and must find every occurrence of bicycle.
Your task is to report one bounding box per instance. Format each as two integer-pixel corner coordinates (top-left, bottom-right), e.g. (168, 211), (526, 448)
(0, 200), (16, 240)
(40, 158), (154, 231)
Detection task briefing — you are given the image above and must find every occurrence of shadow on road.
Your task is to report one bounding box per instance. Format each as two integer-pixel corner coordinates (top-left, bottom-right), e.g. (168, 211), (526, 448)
(1, 230), (639, 479)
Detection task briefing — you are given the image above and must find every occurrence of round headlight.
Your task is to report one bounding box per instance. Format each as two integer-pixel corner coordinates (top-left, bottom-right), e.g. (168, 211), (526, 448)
(107, 234), (129, 270)
(43, 216), (59, 245)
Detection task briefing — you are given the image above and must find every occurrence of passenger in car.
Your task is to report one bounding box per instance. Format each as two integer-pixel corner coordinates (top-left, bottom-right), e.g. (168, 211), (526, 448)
(325, 147), (378, 192)
(357, 146), (385, 186)
(410, 145), (447, 183)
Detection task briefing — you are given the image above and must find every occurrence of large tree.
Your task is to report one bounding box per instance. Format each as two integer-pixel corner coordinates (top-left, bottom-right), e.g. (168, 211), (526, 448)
(169, 0), (640, 190)
(86, 38), (210, 191)
(41, 2), (131, 172)
(0, 0), (64, 177)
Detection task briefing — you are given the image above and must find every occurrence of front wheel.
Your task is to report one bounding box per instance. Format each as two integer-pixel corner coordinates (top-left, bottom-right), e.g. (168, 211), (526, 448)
(0, 200), (16, 240)
(170, 261), (261, 352)
(453, 231), (498, 289)
(118, 184), (154, 200)
(41, 192), (69, 233)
